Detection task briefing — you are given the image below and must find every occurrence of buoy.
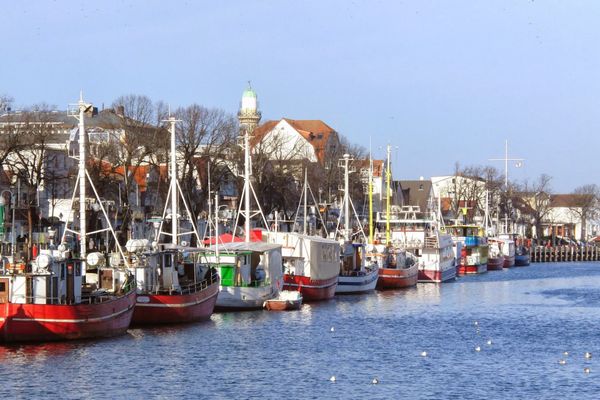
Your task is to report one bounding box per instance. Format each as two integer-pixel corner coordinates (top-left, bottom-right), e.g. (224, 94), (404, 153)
(330, 375), (336, 382)
(475, 346), (481, 352)
(559, 359), (567, 365)
(584, 367), (591, 374)
(330, 327), (335, 333)
(420, 351), (427, 357)
(585, 352), (592, 359)
(487, 339), (493, 345)
(371, 378), (379, 384)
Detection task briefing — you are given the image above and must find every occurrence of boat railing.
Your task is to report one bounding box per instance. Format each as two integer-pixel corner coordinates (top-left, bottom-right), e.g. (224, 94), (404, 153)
(175, 269), (219, 295)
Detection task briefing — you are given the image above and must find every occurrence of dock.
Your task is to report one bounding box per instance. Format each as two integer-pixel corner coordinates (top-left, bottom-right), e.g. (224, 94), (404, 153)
(530, 245), (600, 262)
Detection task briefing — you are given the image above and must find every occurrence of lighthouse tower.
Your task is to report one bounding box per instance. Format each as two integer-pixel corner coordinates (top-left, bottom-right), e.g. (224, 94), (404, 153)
(237, 82), (261, 134)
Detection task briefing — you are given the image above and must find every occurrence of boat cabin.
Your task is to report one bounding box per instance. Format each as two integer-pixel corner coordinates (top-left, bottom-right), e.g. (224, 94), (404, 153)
(340, 242), (366, 276)
(0, 249), (83, 305)
(207, 242), (282, 288)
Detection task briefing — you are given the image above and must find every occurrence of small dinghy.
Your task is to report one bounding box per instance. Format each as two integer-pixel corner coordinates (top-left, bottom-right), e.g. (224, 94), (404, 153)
(264, 290), (303, 311)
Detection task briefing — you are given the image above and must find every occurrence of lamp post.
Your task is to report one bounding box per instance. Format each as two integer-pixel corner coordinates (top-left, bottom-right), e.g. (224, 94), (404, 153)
(0, 189), (16, 261)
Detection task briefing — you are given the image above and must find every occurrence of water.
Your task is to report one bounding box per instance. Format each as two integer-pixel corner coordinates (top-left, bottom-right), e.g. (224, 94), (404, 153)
(1, 262), (599, 399)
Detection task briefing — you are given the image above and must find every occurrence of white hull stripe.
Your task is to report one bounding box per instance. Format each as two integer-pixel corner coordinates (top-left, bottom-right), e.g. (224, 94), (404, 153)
(9, 304), (134, 324)
(378, 274), (417, 279)
(136, 291), (218, 308)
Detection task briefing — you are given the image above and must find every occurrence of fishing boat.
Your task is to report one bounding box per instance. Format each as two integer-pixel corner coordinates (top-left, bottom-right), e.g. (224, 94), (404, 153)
(208, 241), (283, 310)
(514, 245), (530, 266)
(0, 95), (136, 342)
(446, 225), (488, 275)
(263, 290), (302, 311)
(266, 231), (339, 301)
(337, 241), (379, 293)
(372, 246), (418, 289)
(376, 206), (456, 283)
(335, 154), (378, 294)
(497, 235), (516, 268)
(486, 240), (504, 271)
(128, 115), (219, 325)
(209, 127), (282, 310)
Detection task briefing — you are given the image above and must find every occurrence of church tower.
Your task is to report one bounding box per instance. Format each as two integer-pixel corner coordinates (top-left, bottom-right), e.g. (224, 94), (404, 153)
(237, 82), (261, 134)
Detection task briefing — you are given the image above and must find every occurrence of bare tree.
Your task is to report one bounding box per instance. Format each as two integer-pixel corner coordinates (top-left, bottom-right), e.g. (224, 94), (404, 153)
(9, 105), (60, 259)
(518, 174), (553, 239)
(99, 95), (166, 242)
(175, 105), (237, 217)
(569, 184), (600, 240)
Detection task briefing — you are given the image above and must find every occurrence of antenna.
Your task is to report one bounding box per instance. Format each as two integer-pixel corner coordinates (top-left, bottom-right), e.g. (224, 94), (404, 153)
(489, 140), (525, 188)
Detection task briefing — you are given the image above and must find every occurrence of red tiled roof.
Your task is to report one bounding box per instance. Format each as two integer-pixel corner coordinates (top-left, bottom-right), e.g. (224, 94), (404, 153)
(250, 118), (338, 164)
(550, 194), (592, 208)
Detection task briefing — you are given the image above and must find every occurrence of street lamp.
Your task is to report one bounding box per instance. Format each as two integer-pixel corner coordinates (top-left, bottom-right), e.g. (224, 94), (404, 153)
(0, 190), (16, 261)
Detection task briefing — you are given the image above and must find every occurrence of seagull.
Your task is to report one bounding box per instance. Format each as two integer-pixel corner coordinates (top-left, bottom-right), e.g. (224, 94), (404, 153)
(421, 351), (428, 357)
(330, 327), (335, 333)
(474, 321), (479, 326)
(584, 367), (591, 374)
(585, 352), (592, 359)
(563, 351), (569, 356)
(487, 339), (493, 345)
(372, 378), (379, 384)
(559, 360), (567, 365)
(475, 346), (481, 352)
(330, 375), (336, 382)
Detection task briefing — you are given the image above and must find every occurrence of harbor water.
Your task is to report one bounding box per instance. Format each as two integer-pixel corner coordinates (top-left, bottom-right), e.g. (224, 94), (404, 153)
(1, 262), (599, 399)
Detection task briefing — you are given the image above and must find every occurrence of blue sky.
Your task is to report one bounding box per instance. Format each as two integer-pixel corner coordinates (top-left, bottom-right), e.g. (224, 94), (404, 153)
(1, 0), (599, 192)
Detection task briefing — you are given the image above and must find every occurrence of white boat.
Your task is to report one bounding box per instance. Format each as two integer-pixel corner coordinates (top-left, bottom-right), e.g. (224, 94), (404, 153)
(337, 241), (378, 293)
(264, 231), (339, 301)
(208, 241), (283, 310)
(207, 128), (283, 310)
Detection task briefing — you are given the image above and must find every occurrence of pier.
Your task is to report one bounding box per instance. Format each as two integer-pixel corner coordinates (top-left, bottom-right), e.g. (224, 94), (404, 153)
(530, 245), (600, 263)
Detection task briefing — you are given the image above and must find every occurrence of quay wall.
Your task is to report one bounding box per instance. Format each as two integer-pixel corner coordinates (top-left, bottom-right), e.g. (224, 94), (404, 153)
(530, 245), (600, 262)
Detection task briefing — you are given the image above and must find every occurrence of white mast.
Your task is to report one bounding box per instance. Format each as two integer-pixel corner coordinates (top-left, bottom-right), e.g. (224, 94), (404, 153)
(244, 129), (251, 243)
(489, 140), (524, 234)
(303, 168), (308, 235)
(169, 116), (178, 245)
(343, 154), (351, 241)
(78, 93), (88, 263)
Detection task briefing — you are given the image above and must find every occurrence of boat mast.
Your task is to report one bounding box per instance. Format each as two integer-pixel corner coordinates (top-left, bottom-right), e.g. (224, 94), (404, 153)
(169, 116), (178, 245)
(386, 144), (391, 245)
(303, 167), (308, 235)
(342, 154), (351, 241)
(78, 93), (87, 263)
(244, 129), (251, 243)
(368, 155), (373, 245)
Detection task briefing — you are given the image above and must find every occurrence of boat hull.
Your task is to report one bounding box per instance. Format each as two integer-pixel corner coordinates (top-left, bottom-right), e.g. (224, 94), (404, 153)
(336, 268), (379, 294)
(132, 282), (219, 325)
(487, 257), (504, 271)
(376, 264), (418, 289)
(264, 299), (302, 311)
(283, 275), (337, 301)
(503, 255), (516, 268)
(0, 290), (136, 343)
(457, 263), (487, 275)
(216, 284), (278, 311)
(418, 261), (456, 283)
(514, 254), (530, 266)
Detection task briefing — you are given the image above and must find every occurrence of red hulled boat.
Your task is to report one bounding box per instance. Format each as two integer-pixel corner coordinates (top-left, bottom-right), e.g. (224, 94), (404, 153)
(0, 96), (137, 343)
(371, 246), (418, 289)
(129, 116), (219, 324)
(130, 249), (219, 325)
